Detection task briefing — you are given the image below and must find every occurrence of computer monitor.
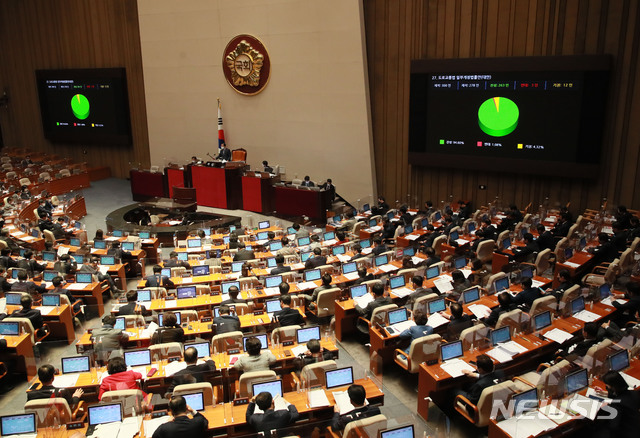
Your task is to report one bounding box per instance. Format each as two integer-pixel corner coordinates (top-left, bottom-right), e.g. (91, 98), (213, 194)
(565, 368), (589, 394)
(88, 403), (123, 426)
(570, 296), (585, 315)
(440, 340), (463, 362)
(387, 308), (408, 325)
(434, 211), (442, 221)
(323, 231), (335, 241)
(265, 275), (283, 288)
(45, 270), (60, 282)
(332, 245), (345, 255)
(380, 425), (415, 438)
(221, 281), (240, 293)
(533, 311), (552, 331)
(134, 290), (151, 303)
(69, 237), (80, 246)
(252, 380), (283, 398)
(387, 211), (394, 220)
(360, 239), (371, 248)
(61, 355), (91, 374)
(304, 269), (321, 282)
(112, 230), (123, 238)
(182, 392), (205, 411)
(177, 286), (197, 299)
(232, 261), (244, 272)
(213, 305), (236, 318)
(266, 257), (277, 268)
(42, 294), (60, 306)
(0, 413), (37, 436)
(403, 247), (415, 257)
(579, 236), (587, 250)
(269, 241), (283, 252)
(462, 287), (480, 304)
(114, 317), (125, 330)
(342, 262), (357, 275)
(124, 349), (151, 367)
(139, 232), (150, 239)
(564, 247), (574, 259)
(297, 236), (310, 246)
(42, 251), (56, 262)
(257, 231), (269, 240)
(300, 251), (311, 262)
(75, 273), (93, 283)
(161, 268), (171, 277)
(228, 225), (236, 233)
(93, 240), (106, 249)
(265, 299), (282, 314)
(405, 225), (413, 234)
(325, 367), (354, 389)
(100, 255), (115, 266)
(426, 265), (440, 280)
(369, 218), (377, 228)
(18, 249), (26, 258)
(350, 284), (367, 298)
(158, 312), (181, 327)
(0, 322), (20, 336)
(389, 275), (405, 289)
(11, 270), (19, 279)
(223, 236), (230, 245)
(296, 326), (321, 344)
(187, 238), (201, 248)
(258, 220), (270, 229)
(427, 298), (446, 314)
(599, 283), (611, 300)
(449, 231), (459, 241)
(493, 277), (510, 293)
(520, 267), (534, 279)
(374, 254), (388, 267)
(177, 252), (188, 261)
(192, 265), (210, 276)
(31, 229), (40, 238)
(122, 241), (135, 252)
(5, 292), (23, 305)
(287, 226), (296, 234)
(363, 203), (370, 212)
(422, 218), (429, 228)
(243, 334), (268, 351)
(502, 238), (511, 249)
(490, 326), (511, 346)
(609, 349), (629, 372)
(512, 388), (538, 416)
(454, 257), (467, 269)
(467, 222), (476, 233)
(184, 342), (210, 358)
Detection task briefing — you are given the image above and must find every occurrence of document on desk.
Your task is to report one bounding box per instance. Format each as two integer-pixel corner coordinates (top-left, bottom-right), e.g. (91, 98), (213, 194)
(66, 283), (88, 290)
(57, 246), (70, 256)
(405, 234), (420, 241)
(531, 279), (546, 288)
(497, 411), (557, 438)
(333, 390), (369, 415)
(362, 248), (373, 255)
(163, 300), (177, 308)
(486, 347), (514, 363)
(439, 358), (474, 378)
(353, 293), (374, 308)
(600, 296), (627, 307)
(378, 264), (397, 272)
(543, 328), (573, 344)
(38, 306), (56, 316)
(118, 416), (141, 438)
(621, 371), (640, 389)
(307, 388), (331, 408)
(560, 394), (602, 420)
(290, 344), (308, 357)
(563, 261), (581, 268)
(290, 263), (305, 270)
(99, 265), (110, 275)
(344, 272), (360, 281)
(52, 373), (80, 388)
(105, 236), (119, 241)
(433, 278), (453, 294)
(91, 422), (121, 437)
(140, 322), (159, 339)
(460, 268), (472, 278)
(253, 394), (291, 414)
(411, 256), (424, 265)
(427, 312), (449, 328)
(143, 416), (170, 438)
(296, 281), (317, 291)
(263, 286), (281, 296)
(388, 320), (415, 334)
(323, 239), (338, 246)
(538, 404), (574, 425)
(455, 238), (470, 246)
(467, 304), (492, 319)
(572, 309), (600, 322)
(336, 254), (351, 263)
(164, 360), (187, 377)
(391, 287), (414, 298)
(180, 277), (193, 284)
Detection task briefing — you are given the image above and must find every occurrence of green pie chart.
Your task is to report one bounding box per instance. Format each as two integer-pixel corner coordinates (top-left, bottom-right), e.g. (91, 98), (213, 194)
(478, 97), (519, 137)
(70, 94), (90, 120)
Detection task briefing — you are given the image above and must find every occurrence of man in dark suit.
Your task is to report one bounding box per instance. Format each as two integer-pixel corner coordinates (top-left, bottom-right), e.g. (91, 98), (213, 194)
(27, 364), (83, 407)
(331, 384), (381, 431)
(262, 161), (273, 173)
(107, 241), (132, 262)
(372, 196), (389, 215)
(353, 267), (374, 285)
(270, 254), (291, 275)
(320, 178), (336, 201)
(221, 286), (245, 305)
(213, 305), (240, 334)
(0, 267), (11, 293)
(145, 265), (175, 288)
(588, 233), (618, 265)
(406, 275), (433, 310)
(612, 281), (640, 326)
(117, 290), (150, 317)
(544, 269), (573, 302)
(233, 242), (256, 261)
(246, 391), (299, 435)
(509, 233), (539, 263)
(36, 199), (51, 220)
(11, 295), (43, 330)
(216, 142), (231, 161)
(304, 247), (326, 270)
(152, 395), (208, 438)
(484, 292), (515, 327)
(355, 283), (392, 321)
(557, 322), (599, 359)
(168, 347), (216, 393)
(0, 248), (17, 269)
(455, 354), (499, 407)
(480, 219), (497, 241)
(551, 212), (572, 238)
(17, 250), (44, 278)
(11, 270), (46, 295)
(302, 273), (333, 310)
(165, 251), (190, 269)
(512, 277), (541, 309)
(0, 229), (19, 252)
(273, 294), (304, 327)
(446, 303), (472, 340)
(300, 175), (315, 187)
(371, 237), (388, 256)
(536, 224), (555, 252)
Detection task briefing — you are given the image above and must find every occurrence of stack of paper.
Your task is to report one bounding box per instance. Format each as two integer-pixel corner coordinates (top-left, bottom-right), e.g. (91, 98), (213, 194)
(388, 320), (415, 334)
(601, 296), (627, 307)
(92, 422), (121, 437)
(290, 344), (308, 357)
(573, 310), (600, 322)
(390, 287), (413, 298)
(254, 394), (290, 414)
(405, 234), (420, 241)
(163, 299), (177, 308)
(440, 358), (474, 378)
(497, 410), (557, 438)
(543, 328), (573, 344)
(336, 254), (351, 263)
(560, 394), (602, 420)
(427, 313), (449, 328)
(468, 304), (492, 319)
(53, 373), (80, 388)
(621, 371), (640, 390)
(531, 279), (546, 288)
(433, 278), (453, 293)
(290, 263), (305, 270)
(323, 239), (337, 246)
(144, 416), (171, 438)
(57, 246), (70, 256)
(308, 388), (330, 408)
(487, 347), (515, 363)
(66, 283), (87, 290)
(455, 238), (470, 245)
(164, 361), (187, 377)
(140, 322), (159, 339)
(38, 306), (57, 315)
(118, 416), (142, 438)
(353, 293), (374, 308)
(296, 281), (317, 291)
(379, 264), (397, 272)
(411, 256), (424, 265)
(344, 272), (359, 281)
(99, 265), (110, 275)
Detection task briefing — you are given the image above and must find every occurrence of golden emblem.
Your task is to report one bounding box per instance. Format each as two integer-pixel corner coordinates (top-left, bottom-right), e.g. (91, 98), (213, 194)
(225, 40), (264, 87)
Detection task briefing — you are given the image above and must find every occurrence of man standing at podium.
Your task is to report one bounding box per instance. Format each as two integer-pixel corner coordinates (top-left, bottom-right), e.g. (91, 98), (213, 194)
(217, 142), (231, 161)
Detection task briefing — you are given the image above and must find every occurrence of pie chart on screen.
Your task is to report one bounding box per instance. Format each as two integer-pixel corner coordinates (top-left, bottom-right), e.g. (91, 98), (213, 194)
(71, 94), (90, 120)
(478, 97), (519, 137)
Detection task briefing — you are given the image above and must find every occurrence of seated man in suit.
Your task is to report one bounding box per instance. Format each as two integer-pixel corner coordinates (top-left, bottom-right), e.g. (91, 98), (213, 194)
(11, 294), (43, 330)
(49, 276), (81, 313)
(246, 391), (299, 435)
(0, 248), (17, 269)
(512, 277), (541, 310)
(11, 270), (46, 295)
(509, 233), (539, 263)
(78, 256), (121, 295)
(233, 242), (256, 261)
(557, 322), (599, 359)
(145, 264), (175, 289)
(455, 354), (500, 408)
(276, 236), (297, 256)
(551, 212), (572, 238)
(293, 223), (309, 239)
(331, 384), (381, 431)
(221, 286), (245, 305)
(406, 275), (433, 310)
(152, 312), (184, 345)
(536, 224), (555, 252)
(270, 254), (292, 275)
(300, 175), (315, 187)
(216, 142), (231, 161)
(117, 290), (151, 317)
(304, 247), (327, 270)
(107, 241), (132, 262)
(301, 273), (333, 310)
(167, 347), (216, 394)
(398, 313), (433, 354)
(543, 269), (573, 302)
(483, 292), (515, 327)
(152, 395), (208, 438)
(588, 233), (618, 265)
(371, 237), (388, 256)
(17, 250), (45, 277)
(273, 294), (304, 327)
(212, 305), (240, 334)
(445, 303), (472, 341)
(165, 251), (191, 269)
(27, 364), (83, 407)
(353, 267), (374, 285)
(355, 283), (392, 321)
(419, 246), (440, 267)
(0, 228), (19, 252)
(292, 338), (333, 376)
(349, 245), (366, 261)
(611, 281), (640, 326)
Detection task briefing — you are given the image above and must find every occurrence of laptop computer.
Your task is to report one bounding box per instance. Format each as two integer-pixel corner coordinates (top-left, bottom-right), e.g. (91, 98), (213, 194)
(139, 232), (150, 239)
(192, 265), (209, 276)
(265, 275), (283, 289)
(490, 326), (511, 346)
(265, 299), (282, 315)
(565, 368), (589, 395)
(187, 239), (201, 248)
(158, 312), (181, 326)
(350, 284), (368, 298)
(425, 265), (440, 280)
(511, 388), (538, 417)
(61, 356), (91, 374)
(440, 340), (464, 362)
(93, 240), (106, 250)
(76, 273), (93, 284)
(114, 317), (125, 330)
(325, 367), (354, 389)
(123, 349), (152, 368)
(296, 326), (321, 344)
(454, 257), (467, 269)
(462, 286), (480, 304)
(608, 349), (629, 372)
(385, 308), (412, 335)
(323, 231), (335, 241)
(252, 380), (283, 399)
(100, 256), (115, 266)
(374, 254), (389, 267)
(122, 242), (134, 251)
(177, 252), (189, 261)
(42, 294), (60, 306)
(182, 392), (205, 411)
(42, 251), (56, 262)
(177, 286), (197, 299)
(0, 322), (20, 336)
(5, 293), (23, 305)
(0, 413), (37, 437)
(269, 241), (283, 252)
(332, 245), (346, 256)
(184, 342), (210, 358)
(70, 237), (81, 247)
(304, 269), (321, 282)
(493, 276), (510, 294)
(243, 334), (268, 351)
(87, 403), (123, 436)
(297, 236), (310, 246)
(258, 221), (270, 230)
(427, 298), (446, 314)
(532, 311), (552, 332)
(221, 281), (240, 294)
(380, 425), (415, 438)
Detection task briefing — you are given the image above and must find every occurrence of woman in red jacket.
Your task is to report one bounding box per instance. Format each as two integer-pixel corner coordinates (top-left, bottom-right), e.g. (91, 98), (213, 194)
(99, 356), (147, 400)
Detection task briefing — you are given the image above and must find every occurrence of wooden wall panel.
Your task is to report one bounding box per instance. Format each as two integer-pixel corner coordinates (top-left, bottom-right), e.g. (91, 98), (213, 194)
(364, 0), (640, 214)
(0, 0), (149, 178)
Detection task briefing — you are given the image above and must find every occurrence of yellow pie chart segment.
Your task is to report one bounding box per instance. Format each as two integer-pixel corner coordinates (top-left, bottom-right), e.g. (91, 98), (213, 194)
(478, 97), (519, 137)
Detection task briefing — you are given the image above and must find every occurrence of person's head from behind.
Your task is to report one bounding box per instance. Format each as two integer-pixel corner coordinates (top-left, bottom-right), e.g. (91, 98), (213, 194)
(246, 337), (262, 356)
(169, 395), (189, 416)
(107, 356), (127, 375)
(280, 293), (292, 308)
(103, 314), (116, 327)
(169, 251), (178, 260)
(627, 281), (640, 297)
(152, 265), (162, 274)
(598, 233), (609, 244)
(415, 313), (428, 326)
(126, 290), (138, 302)
(558, 269), (571, 283)
(20, 294), (32, 310)
(373, 236), (382, 247)
(321, 273), (332, 286)
(412, 275), (424, 288)
(281, 236), (289, 246)
(219, 305), (231, 316)
(476, 354), (494, 374)
(52, 276), (63, 288)
(17, 270), (28, 282)
(164, 312), (178, 327)
(304, 176), (310, 182)
(451, 270), (465, 284)
(357, 267), (368, 279)
(521, 277), (532, 289)
(498, 292), (512, 308)
(313, 247), (322, 256)
(424, 247), (435, 257)
(306, 338), (321, 354)
(471, 259), (483, 271)
(602, 370), (629, 397)
(228, 286), (239, 299)
(336, 231), (346, 242)
(279, 281), (290, 295)
(184, 347), (198, 365)
(275, 254), (285, 266)
(523, 233), (533, 244)
(372, 283), (384, 297)
(255, 391), (273, 410)
(38, 364), (56, 385)
(347, 384), (366, 406)
(262, 160), (268, 166)
(450, 303), (463, 319)
(267, 231), (275, 240)
(537, 224), (546, 234)
(583, 322), (598, 339)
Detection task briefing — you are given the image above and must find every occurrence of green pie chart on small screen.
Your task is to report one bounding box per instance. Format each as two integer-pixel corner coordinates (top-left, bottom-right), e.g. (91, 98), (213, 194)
(70, 94), (90, 120)
(478, 97), (519, 137)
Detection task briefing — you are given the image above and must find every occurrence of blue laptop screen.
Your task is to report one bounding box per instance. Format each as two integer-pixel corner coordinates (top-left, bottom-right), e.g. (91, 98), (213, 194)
(428, 298), (446, 314)
(297, 237), (310, 246)
(192, 265), (210, 276)
(265, 275), (282, 288)
(184, 342), (210, 358)
(297, 326), (321, 344)
(42, 251), (56, 262)
(304, 269), (321, 282)
(0, 413), (36, 436)
(177, 286), (196, 299)
(342, 262), (357, 274)
(187, 239), (201, 248)
(93, 240), (106, 249)
(269, 241), (283, 251)
(42, 294), (60, 306)
(350, 285), (367, 298)
(76, 273), (92, 283)
(325, 367), (354, 389)
(221, 281), (240, 293)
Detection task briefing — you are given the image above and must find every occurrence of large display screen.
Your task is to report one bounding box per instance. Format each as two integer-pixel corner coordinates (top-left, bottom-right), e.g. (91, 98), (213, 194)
(35, 68), (132, 145)
(409, 56), (610, 177)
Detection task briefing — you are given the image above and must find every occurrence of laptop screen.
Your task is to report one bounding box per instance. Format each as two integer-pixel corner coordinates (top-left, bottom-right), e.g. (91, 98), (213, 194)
(213, 306), (236, 318)
(184, 342), (210, 358)
(369, 218), (377, 227)
(426, 266), (440, 279)
(380, 425), (415, 438)
(221, 281), (240, 293)
(342, 262), (357, 275)
(31, 229), (40, 238)
(187, 239), (201, 248)
(88, 403), (122, 426)
(454, 257), (467, 269)
(252, 380), (282, 398)
(375, 255), (388, 267)
(304, 269), (321, 282)
(462, 287), (480, 304)
(490, 326), (511, 346)
(350, 285), (367, 298)
(0, 322), (20, 336)
(533, 311), (552, 331)
(360, 239), (371, 248)
(192, 265), (210, 276)
(428, 298), (446, 314)
(62, 356), (90, 374)
(450, 231), (459, 241)
(257, 231), (269, 240)
(158, 312), (181, 326)
(11, 270), (19, 279)
(266, 257), (277, 268)
(161, 268), (171, 277)
(296, 326), (321, 344)
(70, 237), (81, 246)
(182, 392), (205, 411)
(243, 334), (268, 351)
(42, 251), (56, 262)
(332, 245), (345, 255)
(94, 240), (106, 249)
(122, 242), (135, 251)
(112, 230), (123, 237)
(258, 221), (270, 229)
(42, 294), (60, 306)
(177, 252), (188, 261)
(0, 413), (36, 436)
(300, 251), (311, 262)
(114, 317), (125, 330)
(297, 236), (310, 246)
(139, 232), (150, 239)
(520, 267), (534, 279)
(101, 256), (115, 265)
(467, 222), (476, 232)
(388, 308), (408, 325)
(600, 283), (611, 299)
(441, 341), (463, 361)
(325, 367), (354, 389)
(389, 275), (405, 289)
(512, 388), (538, 416)
(137, 290), (151, 302)
(5, 293), (22, 305)
(124, 349), (151, 367)
(76, 273), (92, 283)
(405, 225), (413, 234)
(177, 286), (197, 299)
(403, 247), (415, 257)
(265, 299), (282, 314)
(502, 238), (511, 249)
(231, 261), (244, 272)
(566, 368), (588, 394)
(494, 277), (510, 293)
(609, 349), (629, 372)
(363, 203), (370, 211)
(571, 296), (585, 314)
(269, 241), (283, 252)
(323, 231), (335, 241)
(72, 254), (84, 264)
(265, 275), (283, 288)
(565, 247), (574, 259)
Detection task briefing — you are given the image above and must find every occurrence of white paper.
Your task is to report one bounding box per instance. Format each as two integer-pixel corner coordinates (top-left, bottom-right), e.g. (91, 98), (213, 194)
(53, 373), (80, 388)
(455, 238), (470, 245)
(460, 268), (472, 278)
(163, 360), (187, 377)
(180, 277), (193, 284)
(66, 283), (87, 290)
(439, 358), (474, 378)
(353, 293), (374, 308)
(117, 416), (141, 438)
(144, 416), (170, 438)
(564, 261), (580, 268)
(336, 254), (351, 263)
(38, 306), (57, 315)
(538, 404), (574, 425)
(296, 281), (317, 291)
(486, 347), (514, 363)
(333, 390), (368, 415)
(601, 296), (627, 307)
(543, 328), (573, 344)
(290, 344), (308, 357)
(0, 297), (6, 314)
(433, 277), (453, 293)
(362, 248), (373, 255)
(140, 322), (159, 339)
(93, 422), (121, 437)
(532, 279), (546, 288)
(561, 394), (602, 421)
(620, 371), (640, 390)
(391, 287), (414, 298)
(344, 272), (359, 281)
(254, 394), (290, 414)
(467, 304), (492, 319)
(307, 388), (330, 408)
(163, 300), (177, 308)
(405, 234), (420, 241)
(497, 411), (557, 438)
(263, 287), (280, 296)
(379, 264), (397, 272)
(57, 246), (70, 256)
(427, 313), (449, 328)
(411, 256), (423, 265)
(386, 321), (416, 336)
(573, 310), (600, 322)
(99, 265), (110, 275)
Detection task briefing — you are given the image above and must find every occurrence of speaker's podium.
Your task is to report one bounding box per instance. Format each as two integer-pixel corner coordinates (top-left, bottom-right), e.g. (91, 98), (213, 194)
(190, 161), (245, 209)
(242, 171), (275, 213)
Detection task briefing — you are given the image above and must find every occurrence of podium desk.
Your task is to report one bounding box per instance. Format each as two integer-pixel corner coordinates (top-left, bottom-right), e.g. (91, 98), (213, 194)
(1, 334), (36, 380)
(241, 172), (274, 213)
(164, 166), (185, 198)
(130, 169), (165, 201)
(274, 186), (332, 220)
(191, 163), (244, 209)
